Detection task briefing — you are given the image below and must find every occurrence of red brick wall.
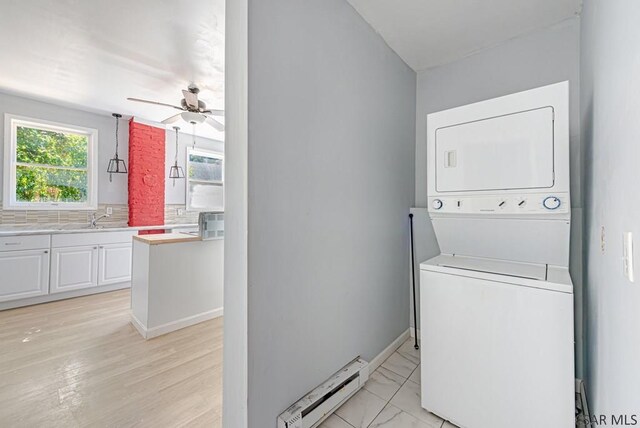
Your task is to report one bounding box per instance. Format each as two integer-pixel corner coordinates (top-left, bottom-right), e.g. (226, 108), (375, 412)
(128, 119), (166, 226)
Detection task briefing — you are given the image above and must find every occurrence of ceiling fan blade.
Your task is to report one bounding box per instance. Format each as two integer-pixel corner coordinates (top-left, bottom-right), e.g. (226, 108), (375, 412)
(182, 90), (199, 109)
(204, 116), (225, 132)
(127, 98), (184, 111)
(201, 109), (225, 117)
(161, 113), (183, 125)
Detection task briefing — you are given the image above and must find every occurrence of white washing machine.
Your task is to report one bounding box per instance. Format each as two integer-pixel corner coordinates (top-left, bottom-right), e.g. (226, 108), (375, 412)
(420, 82), (575, 428)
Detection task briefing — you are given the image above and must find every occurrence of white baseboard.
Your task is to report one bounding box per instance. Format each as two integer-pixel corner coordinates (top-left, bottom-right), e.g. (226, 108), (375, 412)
(369, 328), (410, 372)
(0, 282), (130, 311)
(130, 313), (148, 338)
(131, 307), (224, 340)
(410, 326), (420, 339)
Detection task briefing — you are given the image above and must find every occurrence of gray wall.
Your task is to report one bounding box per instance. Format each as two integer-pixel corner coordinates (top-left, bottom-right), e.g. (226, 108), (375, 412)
(412, 17), (584, 375)
(581, 0), (640, 415)
(0, 91), (130, 205)
(246, 0), (416, 424)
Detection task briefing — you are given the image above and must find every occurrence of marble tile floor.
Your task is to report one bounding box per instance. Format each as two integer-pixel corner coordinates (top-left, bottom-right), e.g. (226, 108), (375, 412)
(319, 338), (459, 428)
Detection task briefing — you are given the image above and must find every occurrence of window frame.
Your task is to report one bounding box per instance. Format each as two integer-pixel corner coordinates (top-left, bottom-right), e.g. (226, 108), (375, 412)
(185, 147), (224, 212)
(3, 114), (99, 210)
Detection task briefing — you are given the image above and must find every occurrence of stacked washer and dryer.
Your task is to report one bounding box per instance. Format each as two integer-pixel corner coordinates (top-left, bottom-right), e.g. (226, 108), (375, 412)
(419, 82), (574, 428)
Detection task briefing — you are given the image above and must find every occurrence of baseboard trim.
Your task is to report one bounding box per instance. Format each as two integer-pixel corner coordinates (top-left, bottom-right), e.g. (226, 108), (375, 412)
(410, 326), (420, 339)
(369, 328), (410, 372)
(130, 313), (148, 339)
(132, 308), (224, 340)
(0, 282), (130, 311)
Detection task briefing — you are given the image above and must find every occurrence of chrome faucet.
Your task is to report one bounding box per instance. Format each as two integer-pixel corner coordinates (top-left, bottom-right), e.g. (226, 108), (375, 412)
(90, 212), (111, 228)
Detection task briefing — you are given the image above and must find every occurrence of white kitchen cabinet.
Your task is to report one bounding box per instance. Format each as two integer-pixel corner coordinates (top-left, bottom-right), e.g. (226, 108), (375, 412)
(98, 243), (132, 286)
(50, 245), (99, 294)
(0, 249), (50, 302)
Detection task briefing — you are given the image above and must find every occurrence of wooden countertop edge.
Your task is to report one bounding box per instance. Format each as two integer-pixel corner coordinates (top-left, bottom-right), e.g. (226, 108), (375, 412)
(133, 233), (202, 245)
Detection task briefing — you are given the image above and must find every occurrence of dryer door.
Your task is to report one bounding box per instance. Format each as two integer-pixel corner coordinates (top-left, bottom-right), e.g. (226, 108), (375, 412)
(435, 106), (554, 192)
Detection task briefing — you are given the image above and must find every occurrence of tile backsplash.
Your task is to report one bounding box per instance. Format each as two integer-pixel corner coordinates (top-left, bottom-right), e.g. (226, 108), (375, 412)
(0, 204), (203, 226)
(164, 204), (201, 224)
(0, 204), (128, 226)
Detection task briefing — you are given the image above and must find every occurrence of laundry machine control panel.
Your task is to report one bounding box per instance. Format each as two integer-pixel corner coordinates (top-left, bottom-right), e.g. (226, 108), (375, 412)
(429, 193), (569, 215)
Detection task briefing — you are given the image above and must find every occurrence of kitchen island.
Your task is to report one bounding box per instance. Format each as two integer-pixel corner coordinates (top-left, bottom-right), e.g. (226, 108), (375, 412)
(130, 233), (223, 339)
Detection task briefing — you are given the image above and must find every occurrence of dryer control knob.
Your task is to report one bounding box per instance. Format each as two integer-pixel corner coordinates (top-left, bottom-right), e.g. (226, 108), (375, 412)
(432, 199), (443, 210)
(543, 196), (561, 210)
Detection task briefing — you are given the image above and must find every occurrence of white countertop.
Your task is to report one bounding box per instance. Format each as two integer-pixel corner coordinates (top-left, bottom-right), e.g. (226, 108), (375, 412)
(0, 223), (198, 237)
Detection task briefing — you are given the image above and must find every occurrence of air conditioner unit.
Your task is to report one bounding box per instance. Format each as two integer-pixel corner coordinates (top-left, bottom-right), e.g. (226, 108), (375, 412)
(277, 357), (369, 428)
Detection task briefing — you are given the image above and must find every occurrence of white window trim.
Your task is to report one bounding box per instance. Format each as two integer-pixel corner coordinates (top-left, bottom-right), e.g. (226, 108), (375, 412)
(3, 113), (99, 210)
(186, 147), (224, 212)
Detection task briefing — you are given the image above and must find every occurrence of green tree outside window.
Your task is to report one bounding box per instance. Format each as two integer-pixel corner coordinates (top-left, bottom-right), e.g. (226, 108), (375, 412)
(15, 126), (89, 203)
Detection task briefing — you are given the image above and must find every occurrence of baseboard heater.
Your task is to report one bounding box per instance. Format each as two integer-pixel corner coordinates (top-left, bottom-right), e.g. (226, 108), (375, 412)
(277, 357), (369, 428)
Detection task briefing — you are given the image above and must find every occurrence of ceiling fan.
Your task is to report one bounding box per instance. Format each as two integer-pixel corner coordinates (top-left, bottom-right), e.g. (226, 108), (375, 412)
(127, 84), (224, 131)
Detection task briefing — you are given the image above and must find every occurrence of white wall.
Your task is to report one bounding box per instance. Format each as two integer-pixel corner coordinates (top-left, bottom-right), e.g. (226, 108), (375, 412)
(222, 0), (248, 425)
(0, 91), (129, 205)
(244, 0), (416, 425)
(411, 18), (585, 376)
(581, 0), (640, 415)
(163, 129), (223, 205)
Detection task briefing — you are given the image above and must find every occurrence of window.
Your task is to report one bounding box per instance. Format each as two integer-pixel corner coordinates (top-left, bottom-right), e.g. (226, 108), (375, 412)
(186, 147), (224, 212)
(3, 114), (98, 210)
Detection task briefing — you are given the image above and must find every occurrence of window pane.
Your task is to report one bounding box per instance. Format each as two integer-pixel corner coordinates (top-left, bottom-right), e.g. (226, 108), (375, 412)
(16, 165), (88, 203)
(16, 126), (88, 168)
(188, 154), (222, 182)
(188, 182), (223, 211)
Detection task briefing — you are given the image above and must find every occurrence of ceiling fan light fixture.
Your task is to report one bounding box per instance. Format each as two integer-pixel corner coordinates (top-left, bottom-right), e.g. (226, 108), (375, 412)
(127, 86), (224, 132)
(107, 113), (127, 182)
(181, 111), (205, 124)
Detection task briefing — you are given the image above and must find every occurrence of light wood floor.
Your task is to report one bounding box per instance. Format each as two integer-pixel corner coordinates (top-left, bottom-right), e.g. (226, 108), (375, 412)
(0, 290), (223, 427)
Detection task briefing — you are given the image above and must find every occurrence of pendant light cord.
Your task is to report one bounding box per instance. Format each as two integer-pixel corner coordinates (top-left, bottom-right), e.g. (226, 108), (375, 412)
(191, 121), (197, 148)
(114, 115), (119, 159)
(174, 127), (179, 164)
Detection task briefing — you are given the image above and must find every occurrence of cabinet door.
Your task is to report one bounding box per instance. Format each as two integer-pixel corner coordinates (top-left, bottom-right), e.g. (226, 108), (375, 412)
(0, 249), (50, 302)
(98, 244), (132, 286)
(50, 246), (98, 293)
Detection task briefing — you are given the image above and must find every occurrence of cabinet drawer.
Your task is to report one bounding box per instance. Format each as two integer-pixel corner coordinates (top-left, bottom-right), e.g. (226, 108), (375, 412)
(52, 231), (137, 248)
(0, 235), (51, 252)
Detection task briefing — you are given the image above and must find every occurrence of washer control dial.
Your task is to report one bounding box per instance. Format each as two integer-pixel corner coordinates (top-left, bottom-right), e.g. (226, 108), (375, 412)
(543, 196), (561, 210)
(432, 199), (443, 210)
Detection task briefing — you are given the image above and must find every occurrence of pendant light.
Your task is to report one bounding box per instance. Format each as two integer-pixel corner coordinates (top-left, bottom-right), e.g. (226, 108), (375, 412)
(106, 113), (127, 182)
(169, 126), (185, 186)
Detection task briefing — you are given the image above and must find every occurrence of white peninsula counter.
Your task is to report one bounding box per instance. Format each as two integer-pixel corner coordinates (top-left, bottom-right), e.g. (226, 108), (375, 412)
(130, 233), (223, 339)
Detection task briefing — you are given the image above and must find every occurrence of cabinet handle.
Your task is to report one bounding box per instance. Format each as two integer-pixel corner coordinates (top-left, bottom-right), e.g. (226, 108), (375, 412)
(4, 242), (20, 246)
(44, 250), (48, 254)
(93, 246), (98, 250)
(99, 246), (104, 249)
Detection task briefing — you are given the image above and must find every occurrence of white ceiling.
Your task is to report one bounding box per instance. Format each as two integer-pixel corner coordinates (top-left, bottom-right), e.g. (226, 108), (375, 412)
(0, 0), (225, 140)
(346, 0), (582, 71)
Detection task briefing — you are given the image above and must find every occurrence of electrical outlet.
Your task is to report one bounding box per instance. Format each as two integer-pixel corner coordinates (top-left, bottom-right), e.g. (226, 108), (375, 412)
(601, 226), (606, 254)
(623, 232), (635, 283)
(177, 208), (184, 216)
(106, 206), (113, 215)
